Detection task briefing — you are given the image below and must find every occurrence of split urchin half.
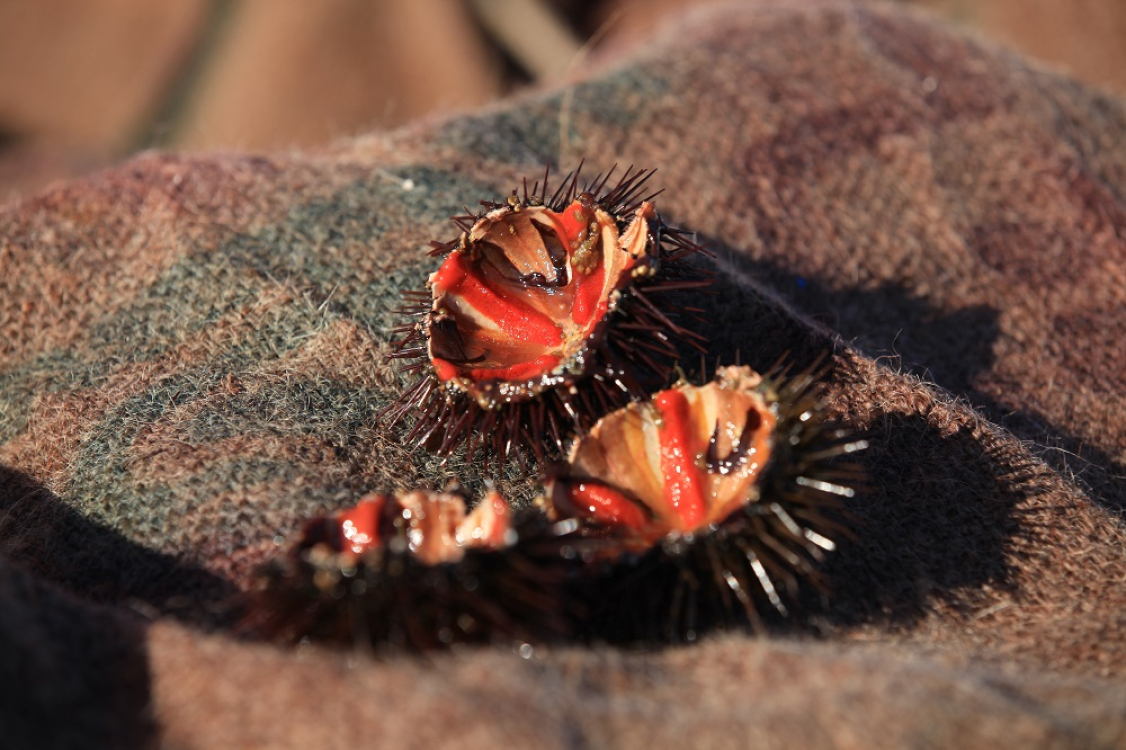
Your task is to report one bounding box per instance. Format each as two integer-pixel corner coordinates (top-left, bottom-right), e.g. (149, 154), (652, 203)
(383, 165), (709, 467)
(242, 487), (580, 651)
(546, 364), (867, 642)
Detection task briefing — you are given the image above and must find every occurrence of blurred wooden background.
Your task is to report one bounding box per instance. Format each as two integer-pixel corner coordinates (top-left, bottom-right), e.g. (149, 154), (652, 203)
(2, 0), (1124, 203)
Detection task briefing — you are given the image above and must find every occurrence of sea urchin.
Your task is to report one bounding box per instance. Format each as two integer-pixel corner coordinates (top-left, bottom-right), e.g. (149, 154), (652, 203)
(547, 364), (867, 641)
(384, 165), (709, 467)
(243, 487), (578, 651)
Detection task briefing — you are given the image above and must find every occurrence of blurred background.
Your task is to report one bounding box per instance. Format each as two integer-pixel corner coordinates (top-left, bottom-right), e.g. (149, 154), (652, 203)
(2, 0), (1124, 204)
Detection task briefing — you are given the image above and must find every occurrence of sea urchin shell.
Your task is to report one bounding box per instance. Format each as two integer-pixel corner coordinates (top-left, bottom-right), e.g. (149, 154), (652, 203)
(547, 364), (867, 641)
(243, 488), (577, 651)
(385, 165), (708, 466)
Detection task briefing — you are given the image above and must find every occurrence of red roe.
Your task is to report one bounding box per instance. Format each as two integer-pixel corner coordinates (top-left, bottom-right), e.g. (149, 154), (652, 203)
(299, 489), (512, 565)
(427, 194), (656, 406)
(548, 366), (779, 549)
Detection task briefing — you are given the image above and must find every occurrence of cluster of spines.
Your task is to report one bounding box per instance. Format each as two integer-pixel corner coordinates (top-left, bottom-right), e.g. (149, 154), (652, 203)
(382, 164), (710, 469)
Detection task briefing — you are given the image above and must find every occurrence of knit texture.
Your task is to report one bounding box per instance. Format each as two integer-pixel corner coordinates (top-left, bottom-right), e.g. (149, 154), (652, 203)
(2, 2), (1125, 747)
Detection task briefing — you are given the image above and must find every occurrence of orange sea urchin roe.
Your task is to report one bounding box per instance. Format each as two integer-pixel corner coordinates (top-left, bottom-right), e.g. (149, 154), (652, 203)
(313, 490), (512, 564)
(337, 496), (384, 555)
(548, 367), (777, 547)
(427, 199), (656, 402)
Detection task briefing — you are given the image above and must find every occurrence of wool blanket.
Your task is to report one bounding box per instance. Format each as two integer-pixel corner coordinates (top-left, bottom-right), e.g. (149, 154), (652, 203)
(2, 2), (1124, 747)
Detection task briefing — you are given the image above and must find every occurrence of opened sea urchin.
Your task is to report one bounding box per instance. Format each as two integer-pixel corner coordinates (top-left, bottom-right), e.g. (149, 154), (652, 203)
(384, 165), (708, 467)
(547, 364), (867, 641)
(243, 488), (577, 651)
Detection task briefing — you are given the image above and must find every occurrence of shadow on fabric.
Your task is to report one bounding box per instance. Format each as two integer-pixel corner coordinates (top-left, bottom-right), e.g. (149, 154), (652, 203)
(0, 464), (236, 627)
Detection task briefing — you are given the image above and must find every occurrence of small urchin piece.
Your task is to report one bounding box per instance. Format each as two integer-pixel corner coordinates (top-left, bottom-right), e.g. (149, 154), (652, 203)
(242, 488), (579, 652)
(545, 363), (867, 643)
(383, 164), (710, 469)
